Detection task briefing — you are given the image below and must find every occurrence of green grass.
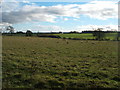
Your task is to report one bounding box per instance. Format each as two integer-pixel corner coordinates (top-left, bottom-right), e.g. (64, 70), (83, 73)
(3, 32), (119, 40)
(54, 33), (118, 40)
(105, 33), (118, 40)
(54, 33), (95, 39)
(2, 36), (119, 89)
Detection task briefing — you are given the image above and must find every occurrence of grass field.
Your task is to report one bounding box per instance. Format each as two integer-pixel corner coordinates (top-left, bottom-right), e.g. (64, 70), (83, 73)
(54, 33), (118, 40)
(54, 33), (95, 39)
(3, 32), (119, 40)
(2, 36), (119, 89)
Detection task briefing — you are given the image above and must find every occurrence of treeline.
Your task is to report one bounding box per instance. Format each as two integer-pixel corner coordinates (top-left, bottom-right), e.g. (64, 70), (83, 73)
(2, 30), (120, 41)
(3, 30), (120, 35)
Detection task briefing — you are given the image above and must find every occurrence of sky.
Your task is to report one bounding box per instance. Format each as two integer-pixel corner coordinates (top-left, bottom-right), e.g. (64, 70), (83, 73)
(0, 0), (119, 32)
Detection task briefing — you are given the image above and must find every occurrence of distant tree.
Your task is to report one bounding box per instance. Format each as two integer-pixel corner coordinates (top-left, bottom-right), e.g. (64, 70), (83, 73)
(69, 31), (79, 34)
(93, 28), (105, 40)
(26, 30), (33, 36)
(6, 26), (14, 34)
(116, 32), (120, 41)
(36, 32), (40, 37)
(16, 31), (24, 34)
(59, 31), (62, 34)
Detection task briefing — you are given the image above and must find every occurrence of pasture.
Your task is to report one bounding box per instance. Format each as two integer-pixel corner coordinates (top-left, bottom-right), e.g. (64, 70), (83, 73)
(54, 33), (95, 39)
(2, 36), (119, 89)
(54, 33), (118, 40)
(3, 32), (119, 40)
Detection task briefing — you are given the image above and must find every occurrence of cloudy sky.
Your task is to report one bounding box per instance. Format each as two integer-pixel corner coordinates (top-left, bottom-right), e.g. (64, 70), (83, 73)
(1, 0), (119, 32)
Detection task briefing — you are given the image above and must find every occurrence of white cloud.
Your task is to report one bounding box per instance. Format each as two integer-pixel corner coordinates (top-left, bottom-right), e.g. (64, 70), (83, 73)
(0, 22), (13, 32)
(3, 0), (119, 2)
(76, 25), (118, 32)
(22, 0), (30, 4)
(1, 0), (19, 12)
(36, 24), (118, 32)
(35, 25), (79, 32)
(63, 18), (68, 21)
(36, 25), (62, 32)
(73, 18), (78, 21)
(80, 1), (118, 20)
(0, 23), (12, 26)
(1, 1), (118, 24)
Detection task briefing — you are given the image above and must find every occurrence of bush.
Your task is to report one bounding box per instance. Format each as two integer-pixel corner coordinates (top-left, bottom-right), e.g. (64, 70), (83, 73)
(26, 30), (33, 36)
(92, 28), (105, 40)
